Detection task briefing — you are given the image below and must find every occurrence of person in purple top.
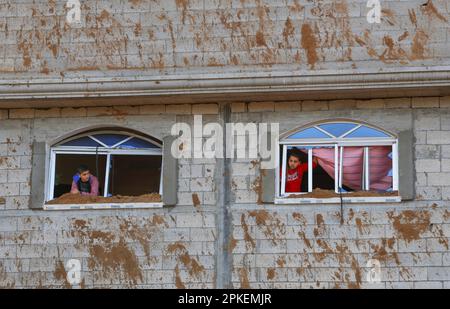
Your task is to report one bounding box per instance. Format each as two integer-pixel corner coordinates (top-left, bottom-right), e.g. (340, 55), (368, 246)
(70, 164), (99, 196)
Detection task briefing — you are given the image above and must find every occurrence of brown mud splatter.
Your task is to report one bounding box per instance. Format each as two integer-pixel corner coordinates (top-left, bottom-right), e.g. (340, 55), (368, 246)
(276, 256), (286, 268)
(313, 214), (325, 237)
(301, 23), (318, 69)
(266, 268), (275, 280)
(166, 242), (205, 283)
(69, 216), (167, 286)
(410, 30), (429, 60)
(292, 212), (307, 225)
(247, 210), (286, 245)
(381, 9), (396, 26)
(251, 176), (263, 205)
(409, 9), (418, 27)
(282, 17), (295, 48)
(241, 214), (256, 250)
(175, 265), (186, 289)
(53, 260), (72, 289)
(239, 268), (250, 289)
(421, 0), (448, 22)
(371, 238), (400, 265)
(388, 210), (430, 242)
(192, 193), (201, 210)
(228, 235), (237, 253)
(355, 217), (368, 235)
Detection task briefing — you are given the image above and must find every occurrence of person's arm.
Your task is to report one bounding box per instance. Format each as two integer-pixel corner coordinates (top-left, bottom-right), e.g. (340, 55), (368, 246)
(89, 176), (99, 196)
(70, 180), (79, 194)
(301, 158), (318, 171)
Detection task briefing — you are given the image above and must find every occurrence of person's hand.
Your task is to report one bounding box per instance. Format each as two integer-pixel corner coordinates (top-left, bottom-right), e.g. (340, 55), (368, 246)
(313, 157), (318, 164)
(71, 188), (80, 194)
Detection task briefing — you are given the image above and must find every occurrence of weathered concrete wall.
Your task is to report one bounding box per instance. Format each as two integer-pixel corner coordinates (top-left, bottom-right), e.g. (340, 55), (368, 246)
(229, 97), (450, 288)
(0, 0), (448, 77)
(0, 106), (219, 288)
(1, 97), (450, 288)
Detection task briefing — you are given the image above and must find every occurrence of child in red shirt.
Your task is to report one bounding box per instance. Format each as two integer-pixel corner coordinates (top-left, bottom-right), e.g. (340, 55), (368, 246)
(284, 151), (318, 193)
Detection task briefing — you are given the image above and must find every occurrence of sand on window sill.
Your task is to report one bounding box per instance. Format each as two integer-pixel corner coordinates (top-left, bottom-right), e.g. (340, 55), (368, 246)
(286, 188), (399, 199)
(46, 192), (162, 205)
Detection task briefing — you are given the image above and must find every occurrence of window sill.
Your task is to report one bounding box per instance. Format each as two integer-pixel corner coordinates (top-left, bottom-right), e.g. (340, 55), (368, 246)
(43, 202), (164, 210)
(274, 196), (401, 204)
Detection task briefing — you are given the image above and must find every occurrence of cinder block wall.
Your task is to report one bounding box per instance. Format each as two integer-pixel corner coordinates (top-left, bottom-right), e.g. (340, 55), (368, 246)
(1, 97), (450, 288)
(0, 106), (220, 288)
(229, 97), (450, 289)
(0, 0), (448, 75)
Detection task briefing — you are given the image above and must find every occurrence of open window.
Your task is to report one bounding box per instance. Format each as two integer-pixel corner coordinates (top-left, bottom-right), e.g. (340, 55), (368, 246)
(45, 129), (164, 209)
(276, 120), (400, 203)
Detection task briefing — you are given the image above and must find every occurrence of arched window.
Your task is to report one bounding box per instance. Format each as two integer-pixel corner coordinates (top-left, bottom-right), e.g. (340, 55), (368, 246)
(47, 129), (162, 201)
(278, 120), (399, 199)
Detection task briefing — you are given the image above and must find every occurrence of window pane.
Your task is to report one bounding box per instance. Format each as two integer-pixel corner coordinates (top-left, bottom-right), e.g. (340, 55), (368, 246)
(118, 137), (159, 149)
(311, 147), (336, 191)
(369, 146), (393, 191)
(60, 136), (101, 147)
(92, 134), (129, 146)
(345, 126), (390, 138)
(287, 127), (331, 139)
(341, 147), (364, 191)
(53, 154), (106, 198)
(107, 155), (162, 196)
(318, 123), (357, 138)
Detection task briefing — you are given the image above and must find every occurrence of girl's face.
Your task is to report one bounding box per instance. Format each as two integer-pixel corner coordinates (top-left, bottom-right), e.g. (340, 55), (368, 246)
(288, 156), (301, 169)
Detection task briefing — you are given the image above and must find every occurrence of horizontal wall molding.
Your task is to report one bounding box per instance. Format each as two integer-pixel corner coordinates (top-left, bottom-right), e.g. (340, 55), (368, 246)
(1, 66), (450, 107)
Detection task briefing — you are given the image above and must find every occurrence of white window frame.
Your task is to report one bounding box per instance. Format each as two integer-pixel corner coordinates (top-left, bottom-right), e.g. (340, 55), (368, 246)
(45, 131), (164, 210)
(276, 122), (401, 204)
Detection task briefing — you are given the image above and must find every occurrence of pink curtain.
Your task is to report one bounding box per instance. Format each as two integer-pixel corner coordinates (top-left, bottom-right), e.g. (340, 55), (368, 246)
(341, 147), (364, 191)
(303, 146), (392, 191)
(369, 146), (393, 190)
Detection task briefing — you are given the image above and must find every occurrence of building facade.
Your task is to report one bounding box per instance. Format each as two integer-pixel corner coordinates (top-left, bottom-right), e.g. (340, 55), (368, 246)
(1, 0), (450, 288)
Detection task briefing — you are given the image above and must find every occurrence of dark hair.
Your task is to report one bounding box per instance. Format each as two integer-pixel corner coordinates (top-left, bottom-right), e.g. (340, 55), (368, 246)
(288, 148), (304, 161)
(77, 164), (89, 174)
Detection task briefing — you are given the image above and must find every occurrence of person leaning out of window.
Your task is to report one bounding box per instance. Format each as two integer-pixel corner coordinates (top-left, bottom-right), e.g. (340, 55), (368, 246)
(70, 164), (99, 196)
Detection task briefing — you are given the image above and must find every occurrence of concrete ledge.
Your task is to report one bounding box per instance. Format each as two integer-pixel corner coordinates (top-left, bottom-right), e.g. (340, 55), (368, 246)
(1, 66), (450, 107)
(275, 196), (402, 204)
(43, 202), (164, 210)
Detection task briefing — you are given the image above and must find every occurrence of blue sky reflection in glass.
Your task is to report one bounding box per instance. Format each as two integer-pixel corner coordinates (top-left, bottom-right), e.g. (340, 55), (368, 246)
(318, 123), (357, 137)
(345, 126), (390, 138)
(286, 122), (391, 140)
(119, 137), (158, 149)
(287, 127), (331, 139)
(60, 134), (159, 149)
(93, 134), (129, 146)
(61, 136), (101, 147)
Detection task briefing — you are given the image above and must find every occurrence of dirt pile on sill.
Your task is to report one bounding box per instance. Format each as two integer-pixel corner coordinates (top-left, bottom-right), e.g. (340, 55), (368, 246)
(46, 193), (161, 204)
(287, 188), (399, 199)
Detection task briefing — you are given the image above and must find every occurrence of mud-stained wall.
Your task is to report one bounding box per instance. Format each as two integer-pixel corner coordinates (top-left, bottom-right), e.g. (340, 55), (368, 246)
(0, 0), (449, 76)
(1, 97), (450, 288)
(231, 205), (450, 288)
(0, 106), (218, 288)
(228, 97), (450, 288)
